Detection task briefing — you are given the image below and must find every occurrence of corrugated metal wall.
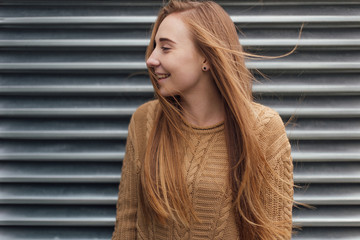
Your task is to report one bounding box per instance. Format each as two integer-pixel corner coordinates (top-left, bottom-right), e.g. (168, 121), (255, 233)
(0, 0), (359, 239)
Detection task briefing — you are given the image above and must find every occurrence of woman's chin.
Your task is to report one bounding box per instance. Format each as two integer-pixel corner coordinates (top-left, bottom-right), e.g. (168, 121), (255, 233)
(159, 91), (172, 97)
(158, 87), (177, 97)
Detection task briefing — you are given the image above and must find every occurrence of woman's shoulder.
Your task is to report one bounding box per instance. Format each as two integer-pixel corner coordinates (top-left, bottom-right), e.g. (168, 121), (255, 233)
(129, 99), (160, 138)
(132, 99), (160, 122)
(250, 102), (288, 145)
(251, 102), (282, 127)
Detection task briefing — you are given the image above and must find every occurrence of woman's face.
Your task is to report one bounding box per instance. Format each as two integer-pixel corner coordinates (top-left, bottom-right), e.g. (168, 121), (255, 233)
(146, 13), (208, 97)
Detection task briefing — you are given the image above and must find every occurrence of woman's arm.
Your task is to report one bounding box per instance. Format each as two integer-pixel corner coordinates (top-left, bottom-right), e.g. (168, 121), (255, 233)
(260, 111), (294, 239)
(112, 118), (138, 239)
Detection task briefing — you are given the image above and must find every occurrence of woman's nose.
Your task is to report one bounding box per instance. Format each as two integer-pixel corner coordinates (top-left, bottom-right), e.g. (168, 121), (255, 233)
(146, 51), (160, 68)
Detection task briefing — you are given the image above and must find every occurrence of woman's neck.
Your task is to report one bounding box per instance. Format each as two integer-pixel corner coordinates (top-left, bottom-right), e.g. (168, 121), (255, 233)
(181, 89), (225, 128)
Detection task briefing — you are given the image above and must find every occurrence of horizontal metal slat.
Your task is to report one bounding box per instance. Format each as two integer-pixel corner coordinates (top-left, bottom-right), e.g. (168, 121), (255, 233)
(1, 183), (359, 205)
(2, 118), (359, 140)
(292, 152), (360, 162)
(287, 130), (360, 140)
(1, 15), (360, 26)
(2, 151), (357, 162)
(2, 227), (358, 240)
(0, 16), (157, 25)
(0, 226), (112, 240)
(293, 206), (360, 227)
(0, 107), (359, 118)
(1, 226), (355, 240)
(0, 205), (115, 226)
(274, 107), (360, 118)
(0, 118), (129, 131)
(250, 62), (360, 71)
(1, 62), (360, 73)
(1, 129), (359, 141)
(253, 84), (360, 95)
(292, 227), (360, 240)
(0, 39), (150, 48)
(295, 184), (360, 205)
(268, 93), (360, 116)
(0, 148), (358, 163)
(0, 130), (128, 139)
(0, 85), (154, 95)
(1, 85), (359, 95)
(0, 94), (149, 117)
(0, 84), (359, 96)
(294, 162), (360, 183)
(1, 27), (358, 45)
(0, 162), (121, 183)
(231, 15), (360, 24)
(2, 0), (360, 6)
(0, 108), (137, 117)
(244, 39), (360, 49)
(290, 140), (360, 162)
(0, 152), (124, 161)
(0, 0), (163, 5)
(0, 62), (146, 72)
(1, 129), (357, 140)
(0, 183), (117, 205)
(0, 140), (125, 161)
(1, 205), (359, 227)
(1, 73), (359, 96)
(1, 39), (360, 50)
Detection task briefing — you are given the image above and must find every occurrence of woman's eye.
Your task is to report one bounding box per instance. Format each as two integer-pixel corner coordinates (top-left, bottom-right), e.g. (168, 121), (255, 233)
(161, 47), (170, 51)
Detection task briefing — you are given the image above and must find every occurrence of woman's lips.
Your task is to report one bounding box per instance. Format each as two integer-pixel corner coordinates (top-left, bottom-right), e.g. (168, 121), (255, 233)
(156, 73), (171, 81)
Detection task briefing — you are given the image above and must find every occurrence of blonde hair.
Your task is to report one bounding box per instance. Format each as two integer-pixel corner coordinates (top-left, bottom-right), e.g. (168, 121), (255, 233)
(141, 0), (293, 239)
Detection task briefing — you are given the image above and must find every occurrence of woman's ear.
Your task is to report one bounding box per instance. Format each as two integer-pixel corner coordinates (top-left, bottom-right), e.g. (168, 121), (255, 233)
(202, 59), (209, 71)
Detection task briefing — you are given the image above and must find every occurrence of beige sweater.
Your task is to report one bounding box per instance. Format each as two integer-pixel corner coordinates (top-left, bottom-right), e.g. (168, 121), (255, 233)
(112, 100), (293, 240)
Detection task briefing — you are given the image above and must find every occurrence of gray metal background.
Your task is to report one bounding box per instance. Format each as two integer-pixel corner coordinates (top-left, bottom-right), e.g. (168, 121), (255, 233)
(0, 0), (359, 239)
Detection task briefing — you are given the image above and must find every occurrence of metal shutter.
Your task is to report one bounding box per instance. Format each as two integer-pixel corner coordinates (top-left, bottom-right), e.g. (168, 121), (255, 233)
(0, 0), (359, 239)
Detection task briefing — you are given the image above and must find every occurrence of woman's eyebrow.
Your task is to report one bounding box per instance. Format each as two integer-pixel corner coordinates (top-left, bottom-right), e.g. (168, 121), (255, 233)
(158, 38), (176, 44)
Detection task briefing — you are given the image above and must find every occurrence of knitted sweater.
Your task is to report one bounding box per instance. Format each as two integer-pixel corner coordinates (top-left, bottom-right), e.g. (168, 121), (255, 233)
(112, 100), (293, 240)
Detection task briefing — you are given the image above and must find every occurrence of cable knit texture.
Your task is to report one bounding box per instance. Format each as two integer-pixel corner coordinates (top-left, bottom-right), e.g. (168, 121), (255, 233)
(112, 100), (293, 240)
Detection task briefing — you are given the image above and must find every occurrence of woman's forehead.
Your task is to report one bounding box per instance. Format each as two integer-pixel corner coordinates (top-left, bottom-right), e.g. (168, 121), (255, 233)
(155, 14), (191, 44)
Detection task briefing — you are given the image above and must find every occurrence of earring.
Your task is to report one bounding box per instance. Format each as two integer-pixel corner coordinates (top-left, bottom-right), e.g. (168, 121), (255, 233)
(203, 66), (207, 71)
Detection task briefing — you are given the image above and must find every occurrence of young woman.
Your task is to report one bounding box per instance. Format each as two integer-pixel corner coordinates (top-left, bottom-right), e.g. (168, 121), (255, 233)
(112, 0), (293, 239)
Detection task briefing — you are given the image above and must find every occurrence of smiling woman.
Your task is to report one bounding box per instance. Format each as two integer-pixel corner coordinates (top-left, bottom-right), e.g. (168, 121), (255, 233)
(146, 14), (213, 101)
(146, 13), (223, 126)
(112, 1), (293, 239)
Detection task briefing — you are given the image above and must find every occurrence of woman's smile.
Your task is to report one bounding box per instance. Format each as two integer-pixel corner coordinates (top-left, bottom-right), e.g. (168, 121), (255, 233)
(156, 73), (171, 81)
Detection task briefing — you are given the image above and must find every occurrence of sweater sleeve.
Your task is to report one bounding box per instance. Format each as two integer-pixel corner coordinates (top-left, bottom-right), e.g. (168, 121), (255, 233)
(260, 111), (294, 239)
(112, 117), (138, 240)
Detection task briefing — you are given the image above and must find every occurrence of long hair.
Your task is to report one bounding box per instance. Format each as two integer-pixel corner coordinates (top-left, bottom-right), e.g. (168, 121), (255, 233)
(141, 0), (293, 238)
